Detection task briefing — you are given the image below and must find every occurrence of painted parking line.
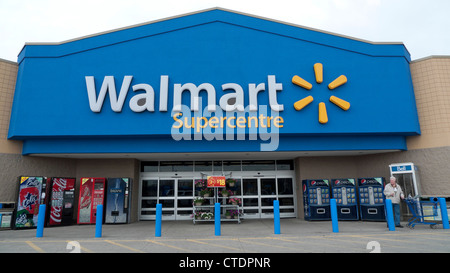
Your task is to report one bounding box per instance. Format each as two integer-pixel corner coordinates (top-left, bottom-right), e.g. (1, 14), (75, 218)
(145, 239), (192, 252)
(287, 234), (410, 252)
(71, 243), (95, 253)
(323, 235), (415, 252)
(283, 235), (361, 248)
(187, 239), (243, 252)
(25, 241), (45, 253)
(235, 238), (303, 252)
(104, 240), (146, 253)
(410, 234), (450, 242)
(271, 236), (364, 252)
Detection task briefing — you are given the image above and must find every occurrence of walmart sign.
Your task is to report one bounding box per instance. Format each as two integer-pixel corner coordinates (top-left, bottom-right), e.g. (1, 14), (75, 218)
(8, 8), (420, 154)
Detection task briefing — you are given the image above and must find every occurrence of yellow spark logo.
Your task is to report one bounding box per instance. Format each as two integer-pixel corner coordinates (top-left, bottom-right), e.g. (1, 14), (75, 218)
(292, 63), (350, 124)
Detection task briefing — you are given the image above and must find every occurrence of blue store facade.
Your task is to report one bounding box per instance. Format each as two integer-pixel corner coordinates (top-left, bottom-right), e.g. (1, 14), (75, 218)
(3, 8), (439, 222)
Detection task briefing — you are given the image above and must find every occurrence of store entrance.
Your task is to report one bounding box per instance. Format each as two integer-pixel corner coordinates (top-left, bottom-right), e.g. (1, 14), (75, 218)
(139, 160), (297, 221)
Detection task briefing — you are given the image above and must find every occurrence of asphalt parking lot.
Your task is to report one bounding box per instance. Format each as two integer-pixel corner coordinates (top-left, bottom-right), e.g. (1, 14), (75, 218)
(1, 218), (450, 254)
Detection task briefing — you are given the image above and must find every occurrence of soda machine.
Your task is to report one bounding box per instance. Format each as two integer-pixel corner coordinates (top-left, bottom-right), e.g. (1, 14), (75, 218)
(12, 176), (47, 229)
(77, 177), (106, 224)
(105, 178), (131, 224)
(302, 179), (331, 220)
(331, 178), (358, 220)
(46, 177), (76, 226)
(358, 177), (386, 221)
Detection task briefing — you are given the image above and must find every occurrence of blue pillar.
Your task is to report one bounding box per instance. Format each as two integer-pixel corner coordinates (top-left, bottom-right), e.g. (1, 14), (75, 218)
(438, 198), (449, 229)
(36, 204), (46, 238)
(385, 199), (395, 231)
(95, 204), (103, 238)
(330, 199), (339, 233)
(273, 200), (281, 234)
(155, 203), (162, 237)
(215, 203), (221, 236)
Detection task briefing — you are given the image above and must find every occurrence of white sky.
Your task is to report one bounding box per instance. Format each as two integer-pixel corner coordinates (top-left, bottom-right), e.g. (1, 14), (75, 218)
(1, 0), (449, 62)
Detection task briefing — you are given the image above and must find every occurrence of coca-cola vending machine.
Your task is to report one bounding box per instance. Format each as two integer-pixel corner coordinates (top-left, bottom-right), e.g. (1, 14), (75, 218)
(46, 177), (76, 226)
(77, 177), (106, 224)
(12, 176), (47, 229)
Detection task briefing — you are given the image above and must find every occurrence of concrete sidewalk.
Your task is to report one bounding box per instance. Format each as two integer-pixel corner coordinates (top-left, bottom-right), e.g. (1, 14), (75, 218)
(1, 218), (450, 253)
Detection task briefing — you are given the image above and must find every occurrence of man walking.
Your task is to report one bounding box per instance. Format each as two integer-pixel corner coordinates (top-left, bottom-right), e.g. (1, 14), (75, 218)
(384, 176), (405, 227)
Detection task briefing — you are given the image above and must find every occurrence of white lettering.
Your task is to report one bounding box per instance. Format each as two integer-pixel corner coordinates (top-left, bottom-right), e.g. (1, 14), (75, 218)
(173, 83), (216, 112)
(223, 258), (270, 268)
(220, 83), (245, 111)
(85, 75), (284, 113)
(268, 75), (283, 111)
(129, 84), (154, 112)
(159, 75), (169, 112)
(85, 75), (133, 112)
(249, 83), (265, 111)
(179, 257), (213, 271)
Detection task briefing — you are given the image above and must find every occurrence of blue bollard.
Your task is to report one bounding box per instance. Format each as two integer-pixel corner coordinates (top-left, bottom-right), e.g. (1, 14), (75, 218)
(215, 203), (221, 236)
(273, 200), (281, 234)
(385, 199), (395, 231)
(330, 199), (339, 233)
(36, 204), (46, 238)
(438, 198), (449, 229)
(155, 203), (162, 237)
(155, 204), (162, 237)
(95, 204), (103, 238)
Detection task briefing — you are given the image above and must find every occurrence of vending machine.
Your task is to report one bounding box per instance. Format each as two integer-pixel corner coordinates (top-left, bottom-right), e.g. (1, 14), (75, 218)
(302, 179), (331, 220)
(46, 177), (76, 226)
(105, 178), (131, 224)
(77, 177), (106, 224)
(358, 177), (386, 221)
(12, 176), (47, 229)
(331, 178), (358, 220)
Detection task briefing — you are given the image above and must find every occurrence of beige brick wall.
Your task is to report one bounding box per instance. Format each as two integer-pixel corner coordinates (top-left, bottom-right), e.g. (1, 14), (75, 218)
(408, 56), (450, 149)
(0, 58), (22, 154)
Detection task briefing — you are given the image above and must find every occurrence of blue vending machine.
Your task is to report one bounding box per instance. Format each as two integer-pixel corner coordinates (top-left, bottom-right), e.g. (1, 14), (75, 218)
(331, 178), (358, 220)
(105, 178), (131, 224)
(358, 177), (386, 221)
(302, 179), (331, 220)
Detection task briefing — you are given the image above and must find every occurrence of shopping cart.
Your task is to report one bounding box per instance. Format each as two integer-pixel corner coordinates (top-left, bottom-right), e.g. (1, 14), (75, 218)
(404, 197), (439, 229)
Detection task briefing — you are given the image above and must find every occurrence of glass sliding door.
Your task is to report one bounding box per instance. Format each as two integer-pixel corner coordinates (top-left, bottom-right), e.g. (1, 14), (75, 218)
(141, 179), (158, 219)
(240, 177), (296, 219)
(140, 178), (194, 220)
(260, 178), (277, 218)
(242, 178), (260, 218)
(158, 179), (175, 220)
(176, 179), (194, 220)
(277, 177), (295, 217)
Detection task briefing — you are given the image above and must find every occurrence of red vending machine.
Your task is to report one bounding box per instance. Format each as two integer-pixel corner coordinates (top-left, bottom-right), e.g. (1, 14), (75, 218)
(46, 177), (76, 226)
(12, 176), (47, 229)
(77, 177), (106, 224)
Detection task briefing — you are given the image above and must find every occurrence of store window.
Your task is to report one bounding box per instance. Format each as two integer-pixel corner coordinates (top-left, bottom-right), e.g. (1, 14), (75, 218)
(242, 160), (276, 171)
(159, 161), (193, 172)
(141, 161), (158, 172)
(223, 161), (241, 171)
(140, 160), (294, 172)
(276, 160), (294, 170)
